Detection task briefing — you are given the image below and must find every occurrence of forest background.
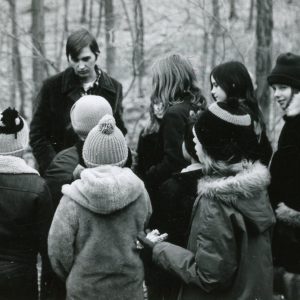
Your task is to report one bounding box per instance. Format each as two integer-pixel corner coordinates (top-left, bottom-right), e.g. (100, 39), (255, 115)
(0, 0), (299, 153)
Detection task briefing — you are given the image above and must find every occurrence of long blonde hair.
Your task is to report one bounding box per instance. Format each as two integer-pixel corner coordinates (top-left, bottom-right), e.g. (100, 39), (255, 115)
(144, 53), (206, 135)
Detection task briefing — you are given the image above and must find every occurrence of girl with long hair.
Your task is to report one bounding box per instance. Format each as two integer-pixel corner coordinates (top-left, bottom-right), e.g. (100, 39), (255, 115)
(210, 60), (273, 165)
(136, 53), (206, 187)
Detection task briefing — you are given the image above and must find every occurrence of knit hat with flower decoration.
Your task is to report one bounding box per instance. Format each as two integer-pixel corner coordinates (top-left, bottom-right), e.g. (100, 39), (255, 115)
(0, 107), (29, 157)
(83, 114), (128, 168)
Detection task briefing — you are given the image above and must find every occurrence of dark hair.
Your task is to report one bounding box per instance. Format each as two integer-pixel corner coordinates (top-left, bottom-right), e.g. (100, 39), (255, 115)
(184, 116), (199, 162)
(210, 61), (266, 131)
(66, 29), (100, 60)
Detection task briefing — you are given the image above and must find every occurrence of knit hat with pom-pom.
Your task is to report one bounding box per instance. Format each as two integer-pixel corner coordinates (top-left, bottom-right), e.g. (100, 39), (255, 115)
(83, 114), (128, 167)
(70, 95), (113, 140)
(0, 107), (29, 157)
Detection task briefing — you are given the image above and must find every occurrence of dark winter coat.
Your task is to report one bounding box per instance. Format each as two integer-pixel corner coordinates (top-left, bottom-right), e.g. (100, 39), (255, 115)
(269, 112), (300, 273)
(135, 131), (160, 181)
(144, 165), (203, 300)
(152, 161), (275, 300)
(144, 101), (194, 189)
(30, 67), (125, 175)
(45, 141), (132, 209)
(0, 156), (53, 300)
(152, 165), (203, 247)
(48, 166), (152, 300)
(44, 142), (83, 209)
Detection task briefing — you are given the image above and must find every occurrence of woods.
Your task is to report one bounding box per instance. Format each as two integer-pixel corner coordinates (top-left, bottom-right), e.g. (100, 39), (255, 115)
(0, 0), (299, 147)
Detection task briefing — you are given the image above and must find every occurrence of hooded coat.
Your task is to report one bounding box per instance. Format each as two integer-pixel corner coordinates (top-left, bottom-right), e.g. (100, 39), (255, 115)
(152, 162), (275, 300)
(48, 166), (152, 300)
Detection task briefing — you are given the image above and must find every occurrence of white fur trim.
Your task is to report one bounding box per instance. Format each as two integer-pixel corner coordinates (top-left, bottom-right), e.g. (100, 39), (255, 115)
(197, 161), (270, 202)
(0, 155), (39, 174)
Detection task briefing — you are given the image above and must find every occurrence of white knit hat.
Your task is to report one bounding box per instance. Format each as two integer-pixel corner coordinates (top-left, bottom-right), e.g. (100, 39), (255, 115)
(70, 95), (113, 140)
(0, 107), (29, 157)
(83, 115), (128, 167)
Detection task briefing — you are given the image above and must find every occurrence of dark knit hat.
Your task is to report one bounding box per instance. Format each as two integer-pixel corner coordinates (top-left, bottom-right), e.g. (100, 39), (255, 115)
(193, 101), (259, 163)
(0, 107), (28, 157)
(268, 52), (300, 89)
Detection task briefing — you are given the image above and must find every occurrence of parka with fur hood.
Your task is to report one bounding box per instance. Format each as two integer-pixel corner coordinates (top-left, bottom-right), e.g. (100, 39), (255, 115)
(152, 161), (275, 300)
(48, 165), (152, 300)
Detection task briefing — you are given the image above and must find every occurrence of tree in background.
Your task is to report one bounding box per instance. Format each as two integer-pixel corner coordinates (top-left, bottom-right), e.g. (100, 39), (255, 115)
(255, 0), (273, 128)
(134, 0), (144, 97)
(31, 0), (46, 111)
(104, 0), (116, 76)
(8, 0), (26, 116)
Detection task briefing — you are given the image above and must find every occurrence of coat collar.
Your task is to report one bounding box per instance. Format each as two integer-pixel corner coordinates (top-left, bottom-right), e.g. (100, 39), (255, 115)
(197, 161), (270, 202)
(62, 166), (145, 214)
(0, 155), (39, 175)
(61, 66), (118, 96)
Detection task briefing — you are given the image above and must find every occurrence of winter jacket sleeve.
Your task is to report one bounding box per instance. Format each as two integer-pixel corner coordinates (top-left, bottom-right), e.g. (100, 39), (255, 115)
(44, 149), (78, 209)
(145, 108), (187, 186)
(269, 145), (300, 209)
(48, 196), (78, 281)
(276, 202), (300, 227)
(36, 180), (55, 300)
(30, 82), (57, 175)
(152, 198), (238, 293)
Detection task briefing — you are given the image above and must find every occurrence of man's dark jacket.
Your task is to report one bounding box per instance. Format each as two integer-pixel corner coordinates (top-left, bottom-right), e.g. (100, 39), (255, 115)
(30, 67), (126, 175)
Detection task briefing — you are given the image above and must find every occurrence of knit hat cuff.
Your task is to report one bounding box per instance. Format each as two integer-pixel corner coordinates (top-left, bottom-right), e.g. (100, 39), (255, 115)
(267, 74), (300, 89)
(209, 102), (251, 126)
(84, 155), (128, 168)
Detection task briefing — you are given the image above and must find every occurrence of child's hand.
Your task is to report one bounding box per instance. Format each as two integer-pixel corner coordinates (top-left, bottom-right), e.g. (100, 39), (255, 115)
(146, 229), (168, 244)
(137, 229), (168, 250)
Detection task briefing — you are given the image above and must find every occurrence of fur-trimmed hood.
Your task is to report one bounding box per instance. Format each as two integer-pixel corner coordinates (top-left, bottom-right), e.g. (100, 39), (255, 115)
(198, 161), (275, 233)
(62, 165), (145, 214)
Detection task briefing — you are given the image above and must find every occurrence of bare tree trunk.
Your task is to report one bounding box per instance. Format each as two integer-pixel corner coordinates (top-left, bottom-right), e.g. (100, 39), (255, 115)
(256, 0), (273, 128)
(88, 0), (94, 31)
(31, 0), (45, 111)
(211, 0), (220, 69)
(9, 36), (17, 108)
(134, 0), (144, 97)
(96, 0), (104, 38)
(104, 0), (116, 76)
(56, 0), (69, 70)
(229, 0), (237, 20)
(247, 0), (255, 30)
(80, 0), (87, 23)
(9, 0), (26, 115)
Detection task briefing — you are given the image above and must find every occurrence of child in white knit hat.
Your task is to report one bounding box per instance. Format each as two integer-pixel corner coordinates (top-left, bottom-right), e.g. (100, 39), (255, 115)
(48, 115), (152, 300)
(0, 107), (53, 299)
